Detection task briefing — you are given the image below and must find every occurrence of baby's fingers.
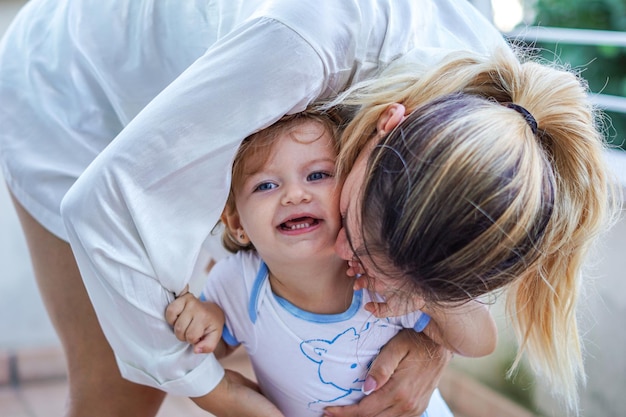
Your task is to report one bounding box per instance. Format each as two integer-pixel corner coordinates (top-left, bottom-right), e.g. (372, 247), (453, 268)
(165, 298), (186, 326)
(172, 312), (194, 342)
(194, 329), (222, 354)
(364, 301), (392, 318)
(347, 259), (366, 277)
(165, 285), (191, 325)
(365, 296), (426, 318)
(352, 274), (368, 291)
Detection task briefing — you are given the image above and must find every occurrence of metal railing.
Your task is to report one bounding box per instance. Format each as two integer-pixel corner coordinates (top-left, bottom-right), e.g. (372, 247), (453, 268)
(505, 26), (626, 191)
(505, 26), (626, 114)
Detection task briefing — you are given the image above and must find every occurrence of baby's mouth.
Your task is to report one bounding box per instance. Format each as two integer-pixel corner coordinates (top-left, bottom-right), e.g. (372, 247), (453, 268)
(279, 216), (319, 231)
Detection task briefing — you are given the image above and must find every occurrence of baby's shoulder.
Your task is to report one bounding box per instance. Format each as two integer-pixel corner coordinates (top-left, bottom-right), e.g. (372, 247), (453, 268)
(210, 251), (263, 283)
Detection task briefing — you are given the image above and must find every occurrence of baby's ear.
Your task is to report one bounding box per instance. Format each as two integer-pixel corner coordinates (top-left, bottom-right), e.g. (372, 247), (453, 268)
(221, 210), (250, 246)
(220, 209), (242, 235)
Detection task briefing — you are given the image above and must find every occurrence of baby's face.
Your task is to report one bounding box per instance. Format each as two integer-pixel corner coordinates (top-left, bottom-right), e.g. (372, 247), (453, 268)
(235, 120), (342, 265)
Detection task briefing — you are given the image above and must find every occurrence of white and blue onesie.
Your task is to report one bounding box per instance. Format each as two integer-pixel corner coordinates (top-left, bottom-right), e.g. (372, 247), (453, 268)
(202, 251), (453, 417)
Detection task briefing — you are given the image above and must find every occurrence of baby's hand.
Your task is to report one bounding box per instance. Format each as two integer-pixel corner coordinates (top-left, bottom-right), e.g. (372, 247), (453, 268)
(364, 295), (426, 318)
(346, 259), (370, 294)
(346, 261), (427, 318)
(165, 287), (225, 353)
(346, 259), (366, 279)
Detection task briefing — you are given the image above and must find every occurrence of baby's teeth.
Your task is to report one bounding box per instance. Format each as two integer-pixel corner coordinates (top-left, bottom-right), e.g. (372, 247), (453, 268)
(290, 222), (310, 230)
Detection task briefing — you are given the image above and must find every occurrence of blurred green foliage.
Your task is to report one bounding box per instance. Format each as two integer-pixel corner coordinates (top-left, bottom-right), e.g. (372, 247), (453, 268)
(530, 0), (626, 149)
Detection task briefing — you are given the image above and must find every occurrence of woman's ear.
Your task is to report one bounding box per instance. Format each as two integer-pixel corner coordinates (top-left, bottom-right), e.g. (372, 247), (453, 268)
(376, 103), (407, 135)
(221, 210), (250, 245)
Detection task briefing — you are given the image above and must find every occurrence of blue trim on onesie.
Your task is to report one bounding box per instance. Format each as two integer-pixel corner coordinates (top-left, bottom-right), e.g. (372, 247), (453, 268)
(222, 325), (239, 346)
(249, 262), (269, 324)
(250, 261), (362, 324)
(274, 289), (362, 323)
(413, 313), (431, 332)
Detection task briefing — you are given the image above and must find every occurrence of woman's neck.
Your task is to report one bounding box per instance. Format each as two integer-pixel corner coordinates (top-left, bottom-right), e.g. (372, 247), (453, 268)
(266, 256), (354, 315)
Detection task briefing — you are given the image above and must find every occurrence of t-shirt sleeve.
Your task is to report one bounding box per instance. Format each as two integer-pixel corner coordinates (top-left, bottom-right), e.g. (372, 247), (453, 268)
(398, 310), (431, 333)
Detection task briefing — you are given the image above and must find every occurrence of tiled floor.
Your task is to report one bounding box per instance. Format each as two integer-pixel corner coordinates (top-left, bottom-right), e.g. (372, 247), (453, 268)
(0, 347), (256, 417)
(1, 377), (211, 417)
(0, 345), (536, 417)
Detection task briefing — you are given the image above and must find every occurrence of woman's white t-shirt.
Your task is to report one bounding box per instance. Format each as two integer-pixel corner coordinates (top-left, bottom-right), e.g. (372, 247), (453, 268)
(0, 0), (507, 396)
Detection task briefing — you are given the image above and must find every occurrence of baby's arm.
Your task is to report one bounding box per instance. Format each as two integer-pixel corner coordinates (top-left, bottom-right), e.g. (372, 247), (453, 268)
(420, 301), (497, 358)
(351, 261), (497, 357)
(165, 286), (228, 357)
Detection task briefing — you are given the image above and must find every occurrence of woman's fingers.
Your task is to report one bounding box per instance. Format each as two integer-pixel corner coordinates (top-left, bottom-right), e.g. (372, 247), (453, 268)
(325, 330), (452, 417)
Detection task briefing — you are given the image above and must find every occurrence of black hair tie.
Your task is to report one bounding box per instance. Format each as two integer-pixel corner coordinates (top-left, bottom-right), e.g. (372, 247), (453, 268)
(505, 103), (538, 135)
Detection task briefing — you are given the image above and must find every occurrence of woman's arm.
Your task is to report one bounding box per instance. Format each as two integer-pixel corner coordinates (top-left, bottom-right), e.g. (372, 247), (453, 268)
(61, 17), (325, 397)
(325, 330), (452, 417)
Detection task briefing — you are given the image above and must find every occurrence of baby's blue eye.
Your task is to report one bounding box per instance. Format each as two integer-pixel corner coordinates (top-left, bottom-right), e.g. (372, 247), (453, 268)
(307, 171), (331, 181)
(255, 182), (277, 192)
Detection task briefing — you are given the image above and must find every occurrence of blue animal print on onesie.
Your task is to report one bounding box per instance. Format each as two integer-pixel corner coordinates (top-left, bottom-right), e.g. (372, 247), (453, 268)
(300, 322), (378, 411)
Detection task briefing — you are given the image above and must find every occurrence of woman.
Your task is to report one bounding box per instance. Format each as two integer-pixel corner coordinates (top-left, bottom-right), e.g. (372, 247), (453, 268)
(165, 47), (615, 415)
(329, 47), (616, 414)
(0, 0), (507, 416)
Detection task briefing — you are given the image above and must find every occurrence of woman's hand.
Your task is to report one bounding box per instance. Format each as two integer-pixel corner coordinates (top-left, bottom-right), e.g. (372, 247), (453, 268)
(191, 369), (285, 417)
(323, 330), (452, 417)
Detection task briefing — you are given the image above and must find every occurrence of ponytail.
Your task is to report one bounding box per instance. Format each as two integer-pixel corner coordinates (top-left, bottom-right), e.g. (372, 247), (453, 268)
(505, 58), (616, 411)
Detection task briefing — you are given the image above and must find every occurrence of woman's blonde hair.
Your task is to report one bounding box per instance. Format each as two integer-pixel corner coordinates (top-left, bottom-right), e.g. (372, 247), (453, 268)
(322, 47), (618, 412)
